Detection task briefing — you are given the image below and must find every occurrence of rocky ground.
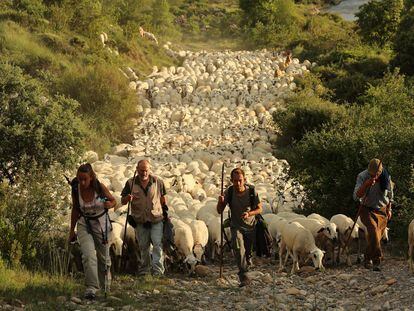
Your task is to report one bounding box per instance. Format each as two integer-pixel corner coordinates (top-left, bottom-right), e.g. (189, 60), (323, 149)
(4, 254), (411, 311)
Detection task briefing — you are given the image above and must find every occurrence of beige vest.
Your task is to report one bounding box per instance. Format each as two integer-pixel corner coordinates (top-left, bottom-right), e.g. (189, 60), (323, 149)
(129, 176), (163, 224)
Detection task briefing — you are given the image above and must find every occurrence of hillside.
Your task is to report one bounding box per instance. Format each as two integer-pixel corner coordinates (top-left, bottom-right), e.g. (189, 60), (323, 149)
(1, 0), (414, 310)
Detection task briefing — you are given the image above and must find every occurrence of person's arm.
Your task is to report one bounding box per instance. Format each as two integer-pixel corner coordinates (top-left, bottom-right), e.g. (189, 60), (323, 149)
(217, 190), (228, 214)
(159, 179), (167, 206)
(242, 192), (262, 219)
(121, 181), (132, 205)
(354, 172), (377, 200)
(69, 195), (80, 242)
(101, 183), (116, 209)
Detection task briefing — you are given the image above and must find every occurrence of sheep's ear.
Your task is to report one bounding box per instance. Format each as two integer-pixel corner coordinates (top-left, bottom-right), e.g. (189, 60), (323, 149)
(317, 228), (325, 233)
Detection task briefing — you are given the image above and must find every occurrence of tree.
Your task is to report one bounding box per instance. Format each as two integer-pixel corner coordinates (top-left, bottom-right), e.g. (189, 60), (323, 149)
(0, 63), (84, 183)
(393, 7), (414, 74)
(356, 0), (404, 47)
(151, 0), (175, 36)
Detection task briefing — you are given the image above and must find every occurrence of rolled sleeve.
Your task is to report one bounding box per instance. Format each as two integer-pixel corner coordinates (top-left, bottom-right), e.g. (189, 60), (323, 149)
(121, 180), (131, 198)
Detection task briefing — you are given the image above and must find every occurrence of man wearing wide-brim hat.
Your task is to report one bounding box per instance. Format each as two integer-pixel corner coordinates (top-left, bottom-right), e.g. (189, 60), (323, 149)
(353, 158), (394, 271)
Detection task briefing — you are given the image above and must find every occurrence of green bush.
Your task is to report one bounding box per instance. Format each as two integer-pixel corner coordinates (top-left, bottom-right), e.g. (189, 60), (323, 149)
(0, 63), (84, 183)
(356, 0), (404, 47)
(313, 44), (391, 104)
(0, 168), (70, 268)
(57, 63), (138, 154)
(274, 88), (346, 145)
(276, 72), (414, 240)
(392, 7), (414, 75)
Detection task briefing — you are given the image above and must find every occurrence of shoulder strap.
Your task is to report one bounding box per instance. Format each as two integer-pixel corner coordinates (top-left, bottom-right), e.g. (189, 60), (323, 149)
(70, 178), (81, 211)
(248, 185), (255, 209)
(227, 185), (234, 207)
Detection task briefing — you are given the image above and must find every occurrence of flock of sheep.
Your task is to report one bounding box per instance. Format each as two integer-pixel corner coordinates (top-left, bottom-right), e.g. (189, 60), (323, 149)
(69, 45), (407, 277)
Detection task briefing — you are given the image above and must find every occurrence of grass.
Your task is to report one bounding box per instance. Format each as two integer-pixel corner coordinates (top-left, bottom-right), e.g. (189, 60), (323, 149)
(0, 265), (81, 309)
(179, 33), (248, 52)
(0, 264), (176, 310)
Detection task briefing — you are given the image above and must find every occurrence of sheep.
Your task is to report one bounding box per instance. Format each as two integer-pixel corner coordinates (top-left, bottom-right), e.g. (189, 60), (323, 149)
(188, 220), (209, 263)
(279, 221), (325, 274)
(170, 218), (198, 274)
(330, 214), (359, 266)
(409, 219), (414, 273)
(290, 217), (337, 265)
(277, 211), (306, 221)
(77, 48), (313, 278)
(99, 32), (108, 47)
(262, 214), (287, 257)
(139, 27), (158, 45)
(205, 216), (232, 261)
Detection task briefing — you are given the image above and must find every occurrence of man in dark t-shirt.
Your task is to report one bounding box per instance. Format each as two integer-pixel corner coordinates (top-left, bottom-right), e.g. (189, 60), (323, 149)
(217, 168), (262, 287)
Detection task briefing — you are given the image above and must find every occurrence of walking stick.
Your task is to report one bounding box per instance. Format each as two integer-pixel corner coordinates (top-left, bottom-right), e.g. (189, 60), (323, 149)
(104, 209), (110, 298)
(121, 170), (137, 271)
(219, 163), (225, 279)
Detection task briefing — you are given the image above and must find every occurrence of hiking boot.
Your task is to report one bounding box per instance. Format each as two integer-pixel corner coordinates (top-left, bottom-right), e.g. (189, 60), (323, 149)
(84, 288), (97, 300)
(364, 261), (373, 269)
(239, 274), (251, 287)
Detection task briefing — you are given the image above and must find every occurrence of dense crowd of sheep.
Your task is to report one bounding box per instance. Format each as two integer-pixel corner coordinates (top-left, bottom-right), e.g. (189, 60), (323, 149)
(69, 46), (397, 276)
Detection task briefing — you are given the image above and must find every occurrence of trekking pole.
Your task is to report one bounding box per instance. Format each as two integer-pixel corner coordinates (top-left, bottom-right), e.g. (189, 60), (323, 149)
(219, 163), (224, 279)
(121, 170), (137, 270)
(104, 210), (110, 299)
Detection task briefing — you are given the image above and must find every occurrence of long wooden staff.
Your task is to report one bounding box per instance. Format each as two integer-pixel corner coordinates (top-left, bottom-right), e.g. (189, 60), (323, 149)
(219, 163), (225, 279)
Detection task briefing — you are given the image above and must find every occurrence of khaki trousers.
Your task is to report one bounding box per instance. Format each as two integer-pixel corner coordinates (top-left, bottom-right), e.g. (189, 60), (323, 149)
(77, 222), (112, 291)
(359, 206), (388, 266)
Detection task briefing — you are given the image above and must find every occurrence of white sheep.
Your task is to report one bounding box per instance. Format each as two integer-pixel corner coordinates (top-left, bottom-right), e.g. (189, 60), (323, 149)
(139, 26), (158, 45)
(277, 211), (306, 220)
(262, 213), (287, 259)
(189, 220), (209, 262)
(205, 216), (231, 261)
(280, 221), (325, 273)
(170, 218), (198, 274)
(330, 214), (359, 266)
(291, 217), (337, 265)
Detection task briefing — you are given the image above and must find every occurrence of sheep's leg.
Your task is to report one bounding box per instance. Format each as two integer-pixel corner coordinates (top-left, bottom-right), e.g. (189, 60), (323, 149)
(357, 232), (362, 264)
(284, 247), (291, 267)
(278, 241), (286, 271)
(290, 251), (299, 274)
(409, 243), (413, 273)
